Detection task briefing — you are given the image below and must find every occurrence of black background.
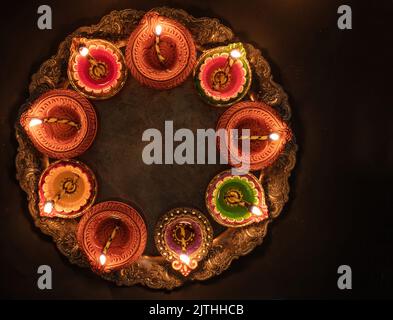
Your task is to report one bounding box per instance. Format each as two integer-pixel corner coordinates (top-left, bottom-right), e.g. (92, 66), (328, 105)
(0, 0), (392, 299)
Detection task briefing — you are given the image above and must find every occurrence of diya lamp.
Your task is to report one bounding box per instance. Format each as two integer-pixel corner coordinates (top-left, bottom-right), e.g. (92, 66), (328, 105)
(206, 170), (268, 227)
(194, 42), (252, 107)
(155, 208), (213, 276)
(68, 38), (127, 99)
(126, 11), (196, 90)
(38, 159), (97, 218)
(216, 100), (292, 171)
(77, 201), (147, 273)
(20, 89), (97, 159)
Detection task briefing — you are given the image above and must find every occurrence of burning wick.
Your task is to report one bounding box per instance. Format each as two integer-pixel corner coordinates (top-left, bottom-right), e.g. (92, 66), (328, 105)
(224, 49), (242, 75)
(79, 45), (107, 80)
(99, 225), (120, 266)
(29, 117), (80, 130)
(224, 191), (263, 216)
(79, 46), (97, 65)
(212, 49), (242, 90)
(154, 24), (166, 64)
(239, 132), (281, 141)
(42, 176), (79, 214)
(179, 253), (190, 266)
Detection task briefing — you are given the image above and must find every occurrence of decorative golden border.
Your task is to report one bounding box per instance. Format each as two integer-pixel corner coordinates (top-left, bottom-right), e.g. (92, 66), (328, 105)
(15, 7), (297, 289)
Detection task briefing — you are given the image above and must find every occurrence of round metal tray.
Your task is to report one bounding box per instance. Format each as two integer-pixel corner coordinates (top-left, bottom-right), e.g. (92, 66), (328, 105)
(15, 7), (297, 289)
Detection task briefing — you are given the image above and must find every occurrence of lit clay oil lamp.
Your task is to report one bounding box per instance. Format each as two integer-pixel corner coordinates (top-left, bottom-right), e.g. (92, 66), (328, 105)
(194, 42), (252, 107)
(155, 208), (213, 276)
(216, 100), (292, 171)
(206, 170), (268, 228)
(38, 159), (97, 218)
(77, 201), (147, 273)
(20, 89), (97, 159)
(68, 37), (127, 99)
(126, 11), (196, 90)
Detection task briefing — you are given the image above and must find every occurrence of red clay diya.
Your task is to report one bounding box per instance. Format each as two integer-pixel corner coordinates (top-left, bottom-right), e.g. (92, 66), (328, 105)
(77, 201), (147, 273)
(68, 38), (127, 99)
(38, 159), (97, 218)
(155, 208), (213, 276)
(20, 89), (97, 159)
(217, 100), (292, 170)
(194, 43), (252, 107)
(206, 170), (268, 228)
(126, 11), (196, 90)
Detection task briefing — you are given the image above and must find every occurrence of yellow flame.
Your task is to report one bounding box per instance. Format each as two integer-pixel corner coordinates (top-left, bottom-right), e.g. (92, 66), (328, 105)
(269, 132), (280, 141)
(99, 254), (107, 266)
(250, 205), (263, 216)
(29, 118), (43, 127)
(79, 46), (89, 57)
(154, 24), (162, 36)
(179, 254), (190, 265)
(230, 49), (242, 59)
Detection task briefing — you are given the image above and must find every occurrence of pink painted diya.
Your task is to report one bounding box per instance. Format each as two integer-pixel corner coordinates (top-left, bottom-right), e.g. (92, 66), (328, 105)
(206, 170), (268, 228)
(38, 159), (97, 218)
(194, 43), (252, 107)
(77, 201), (147, 273)
(217, 100), (292, 170)
(126, 11), (196, 90)
(20, 89), (97, 159)
(155, 208), (213, 276)
(67, 38), (127, 99)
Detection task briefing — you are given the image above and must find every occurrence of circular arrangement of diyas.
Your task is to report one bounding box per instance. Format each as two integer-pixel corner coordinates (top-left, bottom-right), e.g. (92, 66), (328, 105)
(15, 8), (297, 289)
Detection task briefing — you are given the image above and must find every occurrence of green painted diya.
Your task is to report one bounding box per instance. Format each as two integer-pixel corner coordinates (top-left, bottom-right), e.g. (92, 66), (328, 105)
(194, 43), (252, 107)
(206, 170), (268, 227)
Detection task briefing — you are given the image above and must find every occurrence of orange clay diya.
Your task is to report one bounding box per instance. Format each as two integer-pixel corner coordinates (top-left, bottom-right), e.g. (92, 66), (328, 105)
(216, 100), (292, 170)
(68, 38), (127, 99)
(126, 11), (196, 90)
(77, 201), (147, 273)
(20, 89), (97, 159)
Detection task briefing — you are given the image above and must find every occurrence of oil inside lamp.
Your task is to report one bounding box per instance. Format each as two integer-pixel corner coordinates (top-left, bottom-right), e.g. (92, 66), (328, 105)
(153, 24), (166, 64)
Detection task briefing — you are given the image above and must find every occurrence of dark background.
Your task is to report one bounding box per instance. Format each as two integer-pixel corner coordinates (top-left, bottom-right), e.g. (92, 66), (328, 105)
(0, 0), (392, 299)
